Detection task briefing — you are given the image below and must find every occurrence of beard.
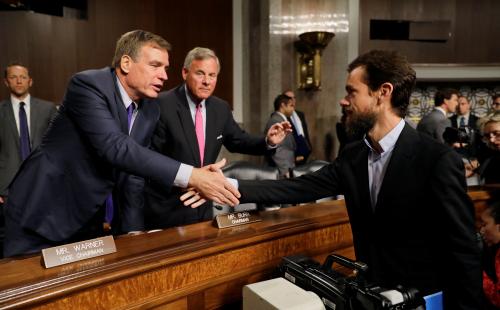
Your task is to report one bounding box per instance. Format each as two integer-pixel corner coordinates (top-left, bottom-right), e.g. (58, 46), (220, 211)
(345, 110), (377, 140)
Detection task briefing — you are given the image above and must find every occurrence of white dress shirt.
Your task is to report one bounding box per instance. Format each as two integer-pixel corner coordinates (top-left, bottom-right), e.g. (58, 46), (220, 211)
(10, 94), (31, 135)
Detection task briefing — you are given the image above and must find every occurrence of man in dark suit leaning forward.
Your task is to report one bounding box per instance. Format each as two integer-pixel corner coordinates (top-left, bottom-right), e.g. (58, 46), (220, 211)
(2, 30), (250, 257)
(183, 50), (481, 309)
(144, 47), (291, 229)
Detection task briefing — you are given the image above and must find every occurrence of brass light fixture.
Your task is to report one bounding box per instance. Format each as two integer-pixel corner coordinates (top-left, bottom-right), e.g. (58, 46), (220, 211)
(294, 31), (335, 90)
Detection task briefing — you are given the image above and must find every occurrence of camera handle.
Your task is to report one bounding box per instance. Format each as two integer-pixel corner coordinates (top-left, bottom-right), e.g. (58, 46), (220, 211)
(322, 254), (368, 273)
(322, 254), (369, 286)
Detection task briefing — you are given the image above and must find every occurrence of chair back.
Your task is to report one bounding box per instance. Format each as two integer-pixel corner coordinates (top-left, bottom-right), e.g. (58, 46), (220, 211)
(291, 160), (330, 178)
(213, 161), (281, 214)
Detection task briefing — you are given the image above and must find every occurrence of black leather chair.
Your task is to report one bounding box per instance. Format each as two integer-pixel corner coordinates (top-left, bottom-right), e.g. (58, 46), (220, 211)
(291, 160), (329, 178)
(291, 160), (335, 203)
(213, 161), (281, 214)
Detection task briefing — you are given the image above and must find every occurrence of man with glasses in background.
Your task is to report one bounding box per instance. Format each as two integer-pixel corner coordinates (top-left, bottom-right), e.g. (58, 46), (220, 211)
(477, 112), (500, 184)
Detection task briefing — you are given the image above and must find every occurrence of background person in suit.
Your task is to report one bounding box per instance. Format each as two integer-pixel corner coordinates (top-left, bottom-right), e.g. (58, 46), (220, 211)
(449, 95), (480, 158)
(283, 90), (312, 165)
(446, 95), (481, 181)
(417, 88), (459, 143)
(184, 50), (481, 309)
(144, 47), (291, 230)
(264, 94), (296, 178)
(0, 63), (57, 202)
(0, 63), (57, 258)
(450, 96), (479, 131)
(490, 94), (500, 113)
(3, 30), (243, 258)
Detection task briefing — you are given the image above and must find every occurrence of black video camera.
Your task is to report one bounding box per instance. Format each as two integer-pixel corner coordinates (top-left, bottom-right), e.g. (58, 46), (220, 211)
(278, 254), (425, 310)
(443, 126), (473, 145)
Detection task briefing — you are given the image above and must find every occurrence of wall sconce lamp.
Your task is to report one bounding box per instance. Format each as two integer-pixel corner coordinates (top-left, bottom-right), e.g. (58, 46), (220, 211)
(294, 31), (335, 90)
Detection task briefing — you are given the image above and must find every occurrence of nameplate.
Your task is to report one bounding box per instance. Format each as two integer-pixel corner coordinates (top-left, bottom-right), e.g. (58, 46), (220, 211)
(42, 236), (116, 268)
(215, 211), (262, 229)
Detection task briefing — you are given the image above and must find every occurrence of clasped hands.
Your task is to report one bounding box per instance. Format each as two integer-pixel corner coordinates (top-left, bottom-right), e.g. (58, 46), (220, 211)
(182, 121), (292, 208)
(184, 158), (239, 208)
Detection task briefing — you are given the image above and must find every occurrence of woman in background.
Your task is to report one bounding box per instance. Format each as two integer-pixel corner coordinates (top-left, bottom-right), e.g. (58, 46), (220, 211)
(477, 112), (500, 184)
(479, 195), (500, 308)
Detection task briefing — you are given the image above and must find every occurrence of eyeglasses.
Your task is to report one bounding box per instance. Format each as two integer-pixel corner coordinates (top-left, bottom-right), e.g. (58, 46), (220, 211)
(482, 130), (500, 141)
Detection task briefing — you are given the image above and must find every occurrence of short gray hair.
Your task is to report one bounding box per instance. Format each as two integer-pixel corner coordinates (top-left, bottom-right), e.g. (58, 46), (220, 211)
(183, 47), (220, 73)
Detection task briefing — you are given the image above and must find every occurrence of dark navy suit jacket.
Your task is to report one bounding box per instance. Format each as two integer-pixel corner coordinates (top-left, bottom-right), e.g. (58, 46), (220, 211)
(4, 68), (180, 256)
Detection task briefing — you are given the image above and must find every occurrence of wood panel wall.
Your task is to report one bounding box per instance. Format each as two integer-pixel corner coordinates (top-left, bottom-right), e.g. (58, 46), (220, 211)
(0, 0), (233, 106)
(359, 0), (500, 64)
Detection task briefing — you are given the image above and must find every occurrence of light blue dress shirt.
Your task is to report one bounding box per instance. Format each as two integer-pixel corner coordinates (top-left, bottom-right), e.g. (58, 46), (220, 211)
(116, 76), (193, 188)
(364, 118), (405, 207)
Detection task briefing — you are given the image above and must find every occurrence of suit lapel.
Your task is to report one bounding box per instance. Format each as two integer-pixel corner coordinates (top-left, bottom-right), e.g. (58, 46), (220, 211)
(129, 104), (141, 140)
(175, 87), (201, 166)
(349, 142), (371, 212)
(129, 100), (150, 143)
(468, 115), (477, 128)
(112, 75), (129, 134)
(3, 100), (20, 147)
(375, 124), (416, 212)
(29, 99), (40, 145)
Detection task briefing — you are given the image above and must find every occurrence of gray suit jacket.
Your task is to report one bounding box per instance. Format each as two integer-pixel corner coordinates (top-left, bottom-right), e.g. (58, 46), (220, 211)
(264, 111), (296, 176)
(0, 97), (57, 196)
(416, 108), (451, 143)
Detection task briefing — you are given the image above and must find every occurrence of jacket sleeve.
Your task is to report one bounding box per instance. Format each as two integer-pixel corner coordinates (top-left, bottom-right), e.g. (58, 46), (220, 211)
(222, 106), (268, 155)
(239, 161), (341, 204)
(64, 72), (181, 189)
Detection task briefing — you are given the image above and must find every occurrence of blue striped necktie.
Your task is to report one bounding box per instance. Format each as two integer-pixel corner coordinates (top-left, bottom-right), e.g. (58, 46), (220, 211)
(459, 116), (466, 127)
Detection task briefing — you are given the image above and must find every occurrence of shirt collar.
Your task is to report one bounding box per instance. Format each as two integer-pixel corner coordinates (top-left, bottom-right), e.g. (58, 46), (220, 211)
(435, 106), (447, 116)
(184, 84), (206, 108)
(116, 75), (136, 110)
(364, 118), (405, 155)
(275, 111), (288, 122)
(11, 94), (31, 107)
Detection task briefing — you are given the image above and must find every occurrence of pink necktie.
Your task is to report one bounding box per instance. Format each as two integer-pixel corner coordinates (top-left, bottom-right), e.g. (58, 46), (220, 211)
(195, 103), (205, 166)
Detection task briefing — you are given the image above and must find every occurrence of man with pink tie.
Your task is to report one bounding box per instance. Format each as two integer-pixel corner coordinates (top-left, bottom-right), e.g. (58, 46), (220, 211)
(144, 47), (291, 229)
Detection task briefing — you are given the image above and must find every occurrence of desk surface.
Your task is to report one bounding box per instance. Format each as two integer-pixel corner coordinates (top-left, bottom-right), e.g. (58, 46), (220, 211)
(0, 200), (351, 309)
(0, 186), (496, 309)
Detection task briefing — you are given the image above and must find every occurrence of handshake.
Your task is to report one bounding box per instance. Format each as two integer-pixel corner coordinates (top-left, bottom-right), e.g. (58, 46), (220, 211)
(181, 121), (293, 208)
(182, 158), (239, 208)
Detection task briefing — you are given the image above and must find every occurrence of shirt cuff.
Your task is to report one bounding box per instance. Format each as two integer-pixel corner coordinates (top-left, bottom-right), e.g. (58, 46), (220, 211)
(265, 137), (278, 150)
(227, 177), (239, 189)
(173, 163), (193, 188)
